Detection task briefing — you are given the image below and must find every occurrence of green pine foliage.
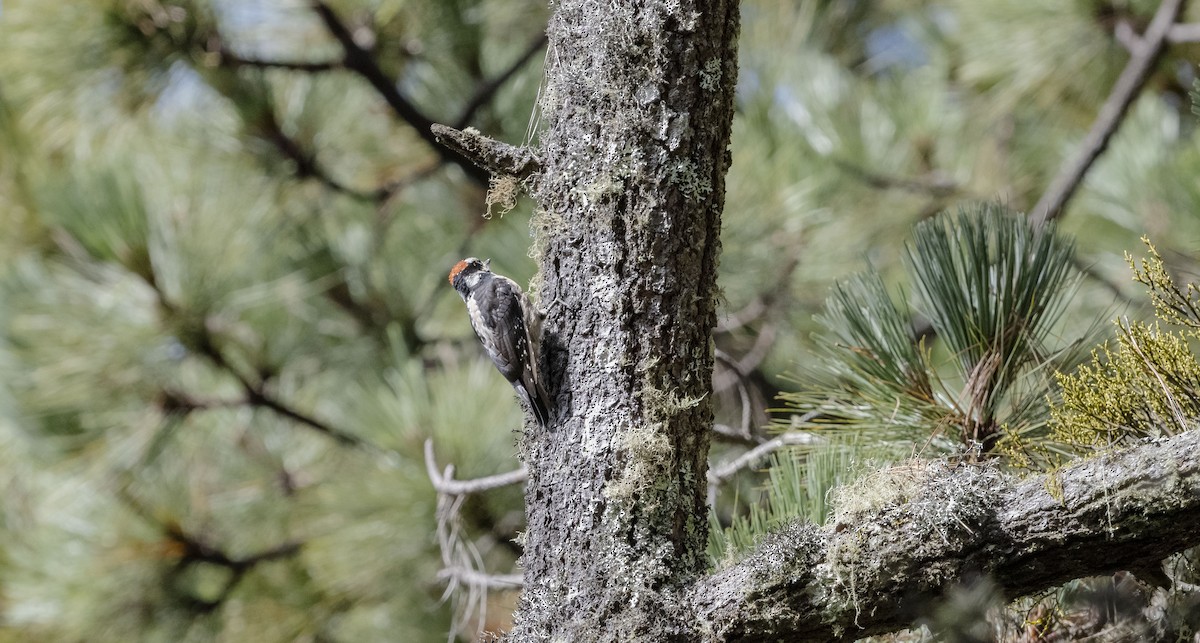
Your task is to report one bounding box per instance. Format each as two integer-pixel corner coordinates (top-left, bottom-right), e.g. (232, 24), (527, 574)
(708, 440), (872, 567)
(780, 204), (1086, 458)
(0, 1), (548, 640)
(3, 0), (1200, 639)
(711, 207), (1090, 562)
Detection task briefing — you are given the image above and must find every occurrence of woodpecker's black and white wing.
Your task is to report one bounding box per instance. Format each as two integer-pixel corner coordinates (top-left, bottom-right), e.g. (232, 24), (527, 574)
(466, 275), (550, 426)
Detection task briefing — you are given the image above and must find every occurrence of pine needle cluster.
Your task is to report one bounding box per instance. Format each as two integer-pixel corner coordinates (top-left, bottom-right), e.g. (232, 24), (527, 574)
(708, 440), (870, 567)
(712, 206), (1088, 562)
(781, 203), (1084, 459)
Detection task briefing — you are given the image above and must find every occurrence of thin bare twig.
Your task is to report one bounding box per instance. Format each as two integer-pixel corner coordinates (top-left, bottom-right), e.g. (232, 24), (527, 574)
(1124, 20), (1200, 45)
(438, 566), (524, 589)
(713, 349), (754, 439)
(707, 432), (824, 487)
(713, 250), (798, 383)
(733, 319), (777, 376)
(706, 431), (823, 506)
(1031, 0), (1185, 225)
(1114, 20), (1143, 52)
(424, 439), (528, 495)
(427, 445), (528, 639)
(712, 423), (765, 446)
(434, 492), (489, 640)
(1168, 22), (1200, 42)
(713, 310), (781, 394)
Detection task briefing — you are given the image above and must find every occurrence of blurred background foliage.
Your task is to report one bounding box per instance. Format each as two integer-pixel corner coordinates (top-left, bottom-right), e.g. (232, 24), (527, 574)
(2, 0), (1200, 641)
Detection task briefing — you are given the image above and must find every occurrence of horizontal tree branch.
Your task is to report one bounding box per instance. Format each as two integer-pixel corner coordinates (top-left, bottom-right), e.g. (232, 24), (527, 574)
(425, 439), (529, 495)
(691, 430), (1200, 641)
(430, 124), (541, 180)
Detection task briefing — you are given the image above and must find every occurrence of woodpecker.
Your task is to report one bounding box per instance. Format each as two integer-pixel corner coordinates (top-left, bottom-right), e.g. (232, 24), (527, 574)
(449, 258), (550, 427)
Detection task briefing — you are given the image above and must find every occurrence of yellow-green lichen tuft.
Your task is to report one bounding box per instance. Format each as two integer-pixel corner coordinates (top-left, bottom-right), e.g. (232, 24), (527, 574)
(1044, 237), (1200, 455)
(1127, 236), (1200, 330)
(602, 426), (674, 504)
(484, 173), (519, 219)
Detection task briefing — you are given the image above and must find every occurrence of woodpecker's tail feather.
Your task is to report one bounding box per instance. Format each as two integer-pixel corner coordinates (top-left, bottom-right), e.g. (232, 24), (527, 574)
(514, 382), (550, 428)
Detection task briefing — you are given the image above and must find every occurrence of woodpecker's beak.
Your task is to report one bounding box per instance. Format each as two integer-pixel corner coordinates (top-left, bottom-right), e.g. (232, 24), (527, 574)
(483, 258), (492, 271)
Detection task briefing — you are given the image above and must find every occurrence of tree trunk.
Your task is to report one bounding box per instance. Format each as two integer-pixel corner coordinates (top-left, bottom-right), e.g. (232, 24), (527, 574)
(431, 2), (1200, 640)
(510, 1), (740, 640)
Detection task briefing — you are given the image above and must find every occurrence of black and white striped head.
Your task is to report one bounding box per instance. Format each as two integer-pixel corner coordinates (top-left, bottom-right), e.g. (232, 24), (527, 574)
(448, 257), (492, 298)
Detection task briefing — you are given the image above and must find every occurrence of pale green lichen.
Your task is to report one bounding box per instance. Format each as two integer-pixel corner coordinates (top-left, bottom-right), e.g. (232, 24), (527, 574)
(668, 159), (712, 202)
(700, 57), (722, 91)
(576, 175), (626, 206)
(824, 461), (1004, 622)
(639, 382), (703, 419)
(483, 173), (519, 219)
(827, 459), (941, 526)
(602, 426), (674, 503)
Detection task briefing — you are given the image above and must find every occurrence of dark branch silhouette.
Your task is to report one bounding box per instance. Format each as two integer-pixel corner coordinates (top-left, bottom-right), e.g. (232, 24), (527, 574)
(310, 1), (490, 184)
(1031, 0), (1185, 225)
(453, 33), (548, 129)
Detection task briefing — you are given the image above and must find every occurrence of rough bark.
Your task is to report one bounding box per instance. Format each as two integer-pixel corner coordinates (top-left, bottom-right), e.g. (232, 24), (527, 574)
(435, 2), (1200, 640)
(691, 430), (1200, 641)
(507, 1), (740, 640)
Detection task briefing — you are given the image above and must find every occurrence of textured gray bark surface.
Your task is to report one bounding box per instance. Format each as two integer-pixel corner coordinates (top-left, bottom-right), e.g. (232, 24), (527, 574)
(510, 0), (740, 640)
(692, 430), (1200, 641)
(432, 2), (1200, 640)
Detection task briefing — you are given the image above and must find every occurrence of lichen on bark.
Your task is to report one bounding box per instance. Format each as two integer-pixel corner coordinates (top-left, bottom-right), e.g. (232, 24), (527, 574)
(506, 0), (741, 640)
